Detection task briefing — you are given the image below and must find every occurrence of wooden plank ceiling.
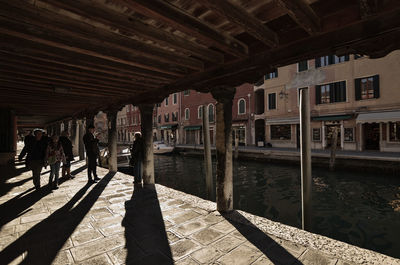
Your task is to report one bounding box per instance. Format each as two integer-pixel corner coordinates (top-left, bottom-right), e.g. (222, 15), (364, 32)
(0, 0), (399, 126)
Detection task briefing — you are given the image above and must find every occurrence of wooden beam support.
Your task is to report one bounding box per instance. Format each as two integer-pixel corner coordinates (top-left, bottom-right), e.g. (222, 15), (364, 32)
(275, 0), (320, 34)
(198, 0), (278, 47)
(39, 0), (224, 64)
(115, 0), (248, 57)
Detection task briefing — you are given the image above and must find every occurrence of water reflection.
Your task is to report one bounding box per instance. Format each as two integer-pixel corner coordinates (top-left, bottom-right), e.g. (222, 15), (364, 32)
(149, 155), (400, 258)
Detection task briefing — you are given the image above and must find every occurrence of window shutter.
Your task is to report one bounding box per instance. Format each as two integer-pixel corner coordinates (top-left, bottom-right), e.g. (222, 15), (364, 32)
(328, 55), (334, 65)
(316, 85), (321, 104)
(344, 55), (350, 61)
(373, 75), (380, 98)
(355, 78), (361, 100)
(330, 84), (335, 103)
(315, 58), (321, 68)
(342, 81), (347, 102)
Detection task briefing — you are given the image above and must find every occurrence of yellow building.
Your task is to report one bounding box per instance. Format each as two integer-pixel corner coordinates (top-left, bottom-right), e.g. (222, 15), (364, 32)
(254, 51), (400, 152)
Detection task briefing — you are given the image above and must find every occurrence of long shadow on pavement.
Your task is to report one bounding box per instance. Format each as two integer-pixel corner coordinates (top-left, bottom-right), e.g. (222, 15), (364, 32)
(0, 165), (88, 231)
(122, 184), (173, 265)
(0, 172), (115, 265)
(222, 211), (303, 265)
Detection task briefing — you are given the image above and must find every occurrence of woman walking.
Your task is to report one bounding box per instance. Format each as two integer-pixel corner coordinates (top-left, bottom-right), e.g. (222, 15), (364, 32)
(60, 131), (75, 179)
(130, 132), (144, 184)
(45, 135), (66, 190)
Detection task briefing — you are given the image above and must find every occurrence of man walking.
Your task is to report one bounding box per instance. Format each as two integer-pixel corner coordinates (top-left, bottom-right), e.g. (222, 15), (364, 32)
(25, 129), (48, 190)
(83, 124), (101, 183)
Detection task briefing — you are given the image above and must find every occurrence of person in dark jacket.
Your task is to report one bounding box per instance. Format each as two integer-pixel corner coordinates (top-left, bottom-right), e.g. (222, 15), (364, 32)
(25, 129), (48, 190)
(18, 131), (35, 162)
(130, 132), (144, 184)
(83, 124), (100, 183)
(60, 131), (75, 179)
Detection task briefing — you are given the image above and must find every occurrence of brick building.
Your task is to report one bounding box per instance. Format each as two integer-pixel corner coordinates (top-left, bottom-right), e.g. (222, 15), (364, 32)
(154, 93), (180, 144)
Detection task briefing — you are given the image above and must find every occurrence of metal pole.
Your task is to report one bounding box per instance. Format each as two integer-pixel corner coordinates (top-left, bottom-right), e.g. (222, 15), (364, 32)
(299, 87), (312, 231)
(202, 105), (213, 199)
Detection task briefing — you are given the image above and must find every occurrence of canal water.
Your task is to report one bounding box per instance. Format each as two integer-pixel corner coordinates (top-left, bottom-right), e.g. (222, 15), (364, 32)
(149, 154), (400, 259)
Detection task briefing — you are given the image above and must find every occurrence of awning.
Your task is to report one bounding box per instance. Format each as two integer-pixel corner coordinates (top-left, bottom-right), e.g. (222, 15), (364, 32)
(356, 111), (400, 124)
(184, 125), (202, 131)
(159, 124), (178, 129)
(312, 114), (352, 121)
(266, 117), (299, 125)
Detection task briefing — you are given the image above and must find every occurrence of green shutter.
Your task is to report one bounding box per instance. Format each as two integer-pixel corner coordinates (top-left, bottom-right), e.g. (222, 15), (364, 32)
(315, 58), (321, 68)
(316, 85), (321, 104)
(344, 55), (350, 61)
(355, 78), (361, 100)
(373, 75), (380, 98)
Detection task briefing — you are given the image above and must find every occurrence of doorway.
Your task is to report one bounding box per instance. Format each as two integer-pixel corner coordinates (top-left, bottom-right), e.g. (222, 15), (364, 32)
(364, 123), (380, 150)
(325, 125), (341, 149)
(255, 119), (265, 146)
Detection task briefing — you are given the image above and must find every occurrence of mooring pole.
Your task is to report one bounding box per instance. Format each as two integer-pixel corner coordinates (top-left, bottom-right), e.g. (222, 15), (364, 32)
(202, 105), (213, 199)
(299, 87), (312, 231)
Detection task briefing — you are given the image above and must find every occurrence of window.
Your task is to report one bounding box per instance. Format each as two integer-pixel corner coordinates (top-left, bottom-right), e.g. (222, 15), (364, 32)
(165, 97), (169, 106)
(164, 113), (169, 122)
(315, 55), (349, 68)
(355, 75), (379, 100)
(156, 103), (161, 107)
(312, 128), (321, 141)
(184, 90), (190, 96)
(172, 112), (178, 122)
(316, 81), (346, 104)
(238, 99), (246, 114)
(173, 93), (178, 104)
(270, 125), (291, 140)
(389, 122), (400, 142)
(344, 128), (354, 142)
(185, 108), (190, 120)
(268, 93), (276, 110)
(198, 106), (203, 119)
(265, 69), (278, 80)
(157, 115), (161, 123)
(208, 104), (215, 123)
(298, 60), (308, 72)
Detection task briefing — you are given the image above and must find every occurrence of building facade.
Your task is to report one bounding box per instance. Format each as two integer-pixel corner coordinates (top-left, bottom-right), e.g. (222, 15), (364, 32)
(254, 51), (400, 152)
(154, 92), (181, 144)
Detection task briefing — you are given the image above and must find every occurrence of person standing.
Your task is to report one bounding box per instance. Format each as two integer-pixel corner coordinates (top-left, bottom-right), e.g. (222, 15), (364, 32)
(18, 130), (35, 162)
(130, 132), (144, 184)
(45, 135), (66, 190)
(25, 129), (48, 190)
(83, 124), (101, 183)
(59, 131), (75, 179)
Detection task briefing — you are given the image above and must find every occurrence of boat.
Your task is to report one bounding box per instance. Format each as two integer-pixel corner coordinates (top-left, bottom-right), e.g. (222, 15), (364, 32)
(99, 147), (131, 168)
(153, 141), (174, 155)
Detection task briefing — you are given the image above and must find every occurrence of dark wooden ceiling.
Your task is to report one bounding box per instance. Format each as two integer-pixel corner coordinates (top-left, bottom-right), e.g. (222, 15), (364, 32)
(0, 0), (399, 126)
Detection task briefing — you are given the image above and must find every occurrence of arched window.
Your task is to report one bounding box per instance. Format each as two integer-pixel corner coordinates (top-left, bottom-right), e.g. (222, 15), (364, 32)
(208, 104), (214, 123)
(238, 98), (246, 114)
(185, 108), (190, 120)
(198, 106), (203, 119)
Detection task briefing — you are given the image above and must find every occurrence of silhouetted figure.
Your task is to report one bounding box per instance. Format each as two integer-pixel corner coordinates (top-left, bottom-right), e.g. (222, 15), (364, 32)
(45, 135), (66, 190)
(60, 131), (75, 179)
(83, 124), (100, 183)
(25, 129), (48, 190)
(18, 131), (35, 162)
(130, 132), (144, 184)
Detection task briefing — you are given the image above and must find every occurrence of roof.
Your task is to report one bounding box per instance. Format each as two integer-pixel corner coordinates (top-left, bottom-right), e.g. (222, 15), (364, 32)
(1, 0), (399, 126)
(356, 111), (400, 123)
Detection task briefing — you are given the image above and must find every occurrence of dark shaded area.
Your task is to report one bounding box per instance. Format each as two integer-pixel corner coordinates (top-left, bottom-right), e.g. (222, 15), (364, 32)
(222, 211), (303, 265)
(122, 184), (173, 265)
(0, 161), (31, 197)
(0, 172), (115, 265)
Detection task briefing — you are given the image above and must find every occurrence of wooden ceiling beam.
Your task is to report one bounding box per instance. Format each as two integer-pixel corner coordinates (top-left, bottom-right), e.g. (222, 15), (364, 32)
(114, 0), (249, 57)
(1, 1), (204, 72)
(39, 0), (224, 64)
(0, 19), (189, 77)
(197, 0), (278, 47)
(275, 0), (320, 34)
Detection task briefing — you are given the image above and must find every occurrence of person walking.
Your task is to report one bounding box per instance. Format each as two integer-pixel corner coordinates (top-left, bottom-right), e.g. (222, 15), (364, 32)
(130, 132), (144, 184)
(45, 135), (66, 190)
(59, 131), (75, 179)
(18, 130), (35, 162)
(83, 124), (101, 183)
(25, 129), (48, 190)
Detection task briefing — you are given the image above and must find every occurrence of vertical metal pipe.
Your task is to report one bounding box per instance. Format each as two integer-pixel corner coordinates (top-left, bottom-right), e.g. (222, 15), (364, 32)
(299, 87), (312, 231)
(202, 105), (213, 199)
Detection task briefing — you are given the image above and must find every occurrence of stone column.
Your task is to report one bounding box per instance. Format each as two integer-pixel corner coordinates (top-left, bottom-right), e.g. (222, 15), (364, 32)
(299, 87), (312, 231)
(107, 110), (118, 172)
(211, 86), (236, 212)
(0, 109), (16, 165)
(139, 104), (155, 185)
(78, 119), (85, 160)
(340, 123), (344, 149)
(202, 105), (213, 199)
(72, 119), (79, 157)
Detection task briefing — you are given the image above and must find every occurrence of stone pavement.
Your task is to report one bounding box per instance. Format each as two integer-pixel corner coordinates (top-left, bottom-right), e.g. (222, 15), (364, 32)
(0, 160), (399, 265)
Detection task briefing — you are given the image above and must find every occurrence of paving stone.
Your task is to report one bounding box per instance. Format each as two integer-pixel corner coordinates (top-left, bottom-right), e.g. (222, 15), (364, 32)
(252, 256), (274, 265)
(20, 212), (49, 224)
(171, 210), (200, 225)
(89, 207), (113, 220)
(91, 215), (123, 229)
(0, 234), (18, 251)
(336, 260), (357, 265)
(52, 250), (74, 265)
(168, 199), (185, 206)
(167, 230), (181, 243)
(170, 239), (200, 261)
(211, 235), (244, 253)
(71, 228), (104, 246)
(298, 250), (338, 265)
(217, 244), (262, 265)
(210, 220), (236, 233)
(174, 220), (208, 237)
(191, 245), (223, 263)
(191, 227), (224, 245)
(77, 253), (113, 265)
(201, 213), (224, 225)
(71, 234), (125, 262)
(0, 225), (15, 236)
(100, 224), (125, 236)
(175, 256), (200, 265)
(162, 208), (186, 218)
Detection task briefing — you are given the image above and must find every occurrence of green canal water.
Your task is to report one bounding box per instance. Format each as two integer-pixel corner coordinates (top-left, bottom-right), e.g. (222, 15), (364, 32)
(149, 154), (400, 259)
